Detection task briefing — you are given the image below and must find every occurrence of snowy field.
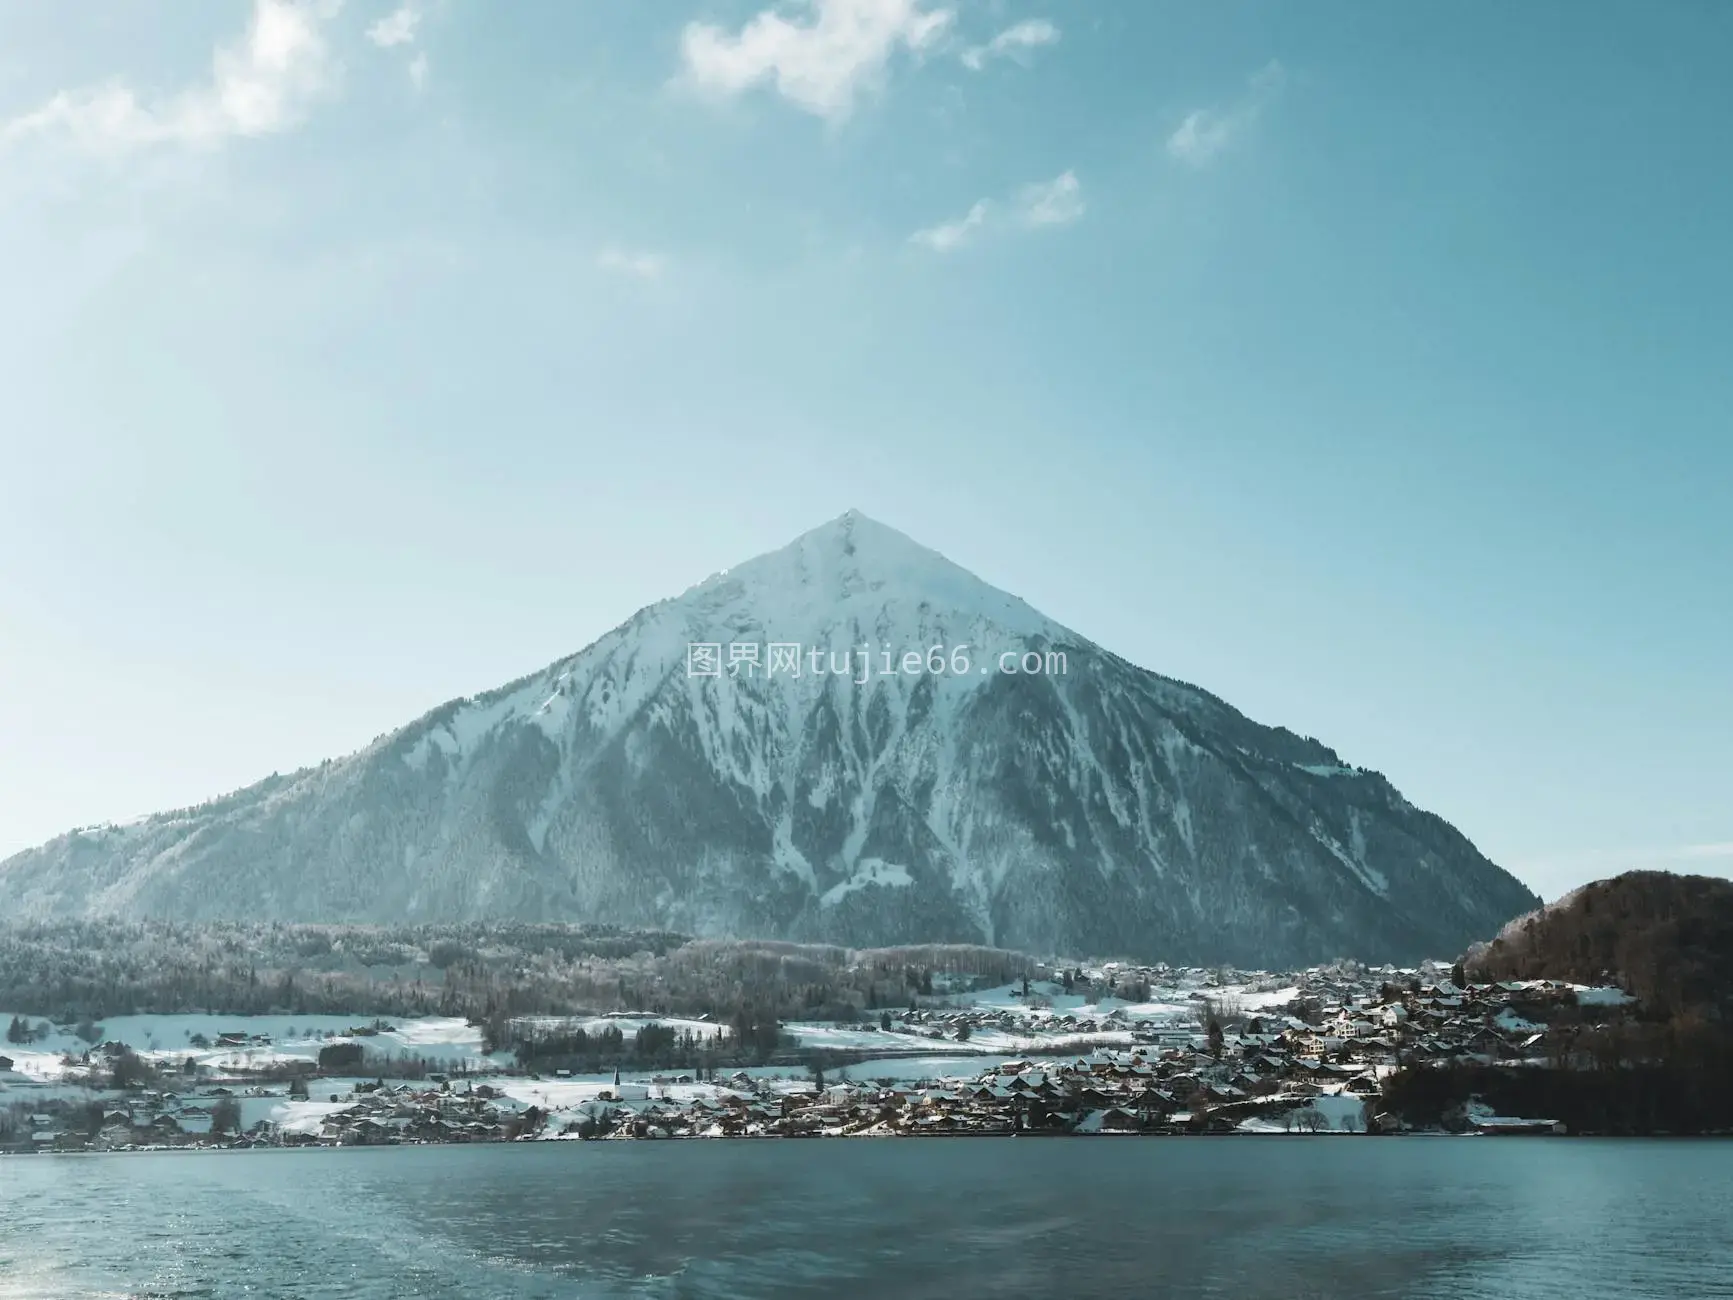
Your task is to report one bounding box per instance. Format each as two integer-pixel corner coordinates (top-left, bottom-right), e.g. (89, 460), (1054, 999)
(839, 1055), (1033, 1082)
(1233, 1091), (1372, 1134)
(0, 1013), (512, 1085)
(0, 973), (1298, 1093)
(947, 979), (1302, 1023)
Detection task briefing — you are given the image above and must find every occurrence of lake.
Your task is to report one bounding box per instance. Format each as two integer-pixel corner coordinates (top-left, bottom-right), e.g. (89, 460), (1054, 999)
(2, 1138), (1730, 1298)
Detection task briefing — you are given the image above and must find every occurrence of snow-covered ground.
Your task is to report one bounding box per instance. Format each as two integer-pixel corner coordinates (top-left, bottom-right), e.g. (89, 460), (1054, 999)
(267, 1099), (360, 1136)
(1567, 985), (1634, 1007)
(951, 979), (1300, 1022)
(1494, 1007), (1543, 1034)
(0, 1013), (512, 1084)
(1308, 1092), (1372, 1130)
(840, 1055), (1032, 1082)
(1234, 1090), (1371, 1134)
(780, 1020), (1135, 1054)
(0, 972), (1298, 1094)
(1, 968), (1307, 1085)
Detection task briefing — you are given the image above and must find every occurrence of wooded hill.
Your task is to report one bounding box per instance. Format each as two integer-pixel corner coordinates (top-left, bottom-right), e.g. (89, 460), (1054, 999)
(1384, 872), (1733, 1135)
(1464, 871), (1733, 1016)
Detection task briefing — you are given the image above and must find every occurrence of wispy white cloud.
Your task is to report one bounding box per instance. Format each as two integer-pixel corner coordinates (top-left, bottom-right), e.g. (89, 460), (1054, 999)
(909, 169), (1082, 252)
(1167, 60), (1286, 167)
(909, 199), (988, 251)
(678, 0), (955, 122)
(366, 2), (430, 90)
(366, 1), (422, 48)
(960, 18), (1059, 72)
(0, 0), (343, 155)
(1015, 169), (1083, 226)
(597, 247), (668, 279)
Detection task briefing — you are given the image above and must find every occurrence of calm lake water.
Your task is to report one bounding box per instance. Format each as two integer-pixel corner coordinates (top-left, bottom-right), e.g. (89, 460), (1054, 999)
(2, 1139), (1730, 1299)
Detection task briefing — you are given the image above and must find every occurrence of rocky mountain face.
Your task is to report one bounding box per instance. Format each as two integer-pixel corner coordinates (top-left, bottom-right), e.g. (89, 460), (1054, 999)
(0, 511), (1538, 964)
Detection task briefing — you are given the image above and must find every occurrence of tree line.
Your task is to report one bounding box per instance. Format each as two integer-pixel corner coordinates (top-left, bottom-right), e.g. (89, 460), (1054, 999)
(0, 919), (1037, 1028)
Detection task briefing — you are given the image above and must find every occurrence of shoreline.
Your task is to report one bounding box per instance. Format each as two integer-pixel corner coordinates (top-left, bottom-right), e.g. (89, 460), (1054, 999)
(9, 1127), (1732, 1156)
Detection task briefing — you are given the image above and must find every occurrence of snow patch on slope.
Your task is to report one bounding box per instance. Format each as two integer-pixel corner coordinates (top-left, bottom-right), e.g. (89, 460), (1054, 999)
(820, 858), (913, 907)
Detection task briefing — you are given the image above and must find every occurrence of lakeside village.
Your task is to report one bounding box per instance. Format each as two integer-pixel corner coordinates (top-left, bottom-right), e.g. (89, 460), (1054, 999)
(2, 961), (1630, 1153)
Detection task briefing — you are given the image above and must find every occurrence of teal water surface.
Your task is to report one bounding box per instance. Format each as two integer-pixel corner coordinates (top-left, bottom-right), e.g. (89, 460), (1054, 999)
(2, 1138), (1730, 1298)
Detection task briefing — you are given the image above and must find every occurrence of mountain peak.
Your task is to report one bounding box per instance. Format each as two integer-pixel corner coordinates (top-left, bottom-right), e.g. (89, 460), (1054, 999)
(781, 509), (950, 574)
(677, 512), (1065, 647)
(0, 502), (1539, 963)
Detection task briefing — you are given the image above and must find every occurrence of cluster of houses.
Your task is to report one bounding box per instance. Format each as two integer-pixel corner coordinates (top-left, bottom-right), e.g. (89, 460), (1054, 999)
(5, 1084), (270, 1153)
(554, 969), (1596, 1140)
(6, 1075), (518, 1154)
(2, 965), (1606, 1150)
(274, 1079), (526, 1147)
(274, 968), (1599, 1144)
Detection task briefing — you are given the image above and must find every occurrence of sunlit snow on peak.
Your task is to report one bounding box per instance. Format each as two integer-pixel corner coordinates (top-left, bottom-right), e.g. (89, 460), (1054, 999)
(669, 510), (1071, 649)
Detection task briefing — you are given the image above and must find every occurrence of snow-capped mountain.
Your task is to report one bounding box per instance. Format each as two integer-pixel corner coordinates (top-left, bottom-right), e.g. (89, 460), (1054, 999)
(0, 511), (1537, 964)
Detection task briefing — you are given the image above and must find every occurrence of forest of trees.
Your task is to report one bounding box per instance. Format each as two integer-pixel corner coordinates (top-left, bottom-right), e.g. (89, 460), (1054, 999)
(1387, 872), (1733, 1133)
(507, 1011), (788, 1073)
(0, 919), (1038, 1029)
(1464, 871), (1733, 1015)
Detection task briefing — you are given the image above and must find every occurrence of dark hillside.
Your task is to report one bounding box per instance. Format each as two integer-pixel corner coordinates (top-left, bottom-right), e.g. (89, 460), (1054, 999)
(1464, 871), (1733, 1015)
(1384, 871), (1733, 1134)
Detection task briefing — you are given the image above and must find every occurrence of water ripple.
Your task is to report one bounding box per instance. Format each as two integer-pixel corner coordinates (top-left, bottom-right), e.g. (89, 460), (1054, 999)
(0, 1140), (1729, 1299)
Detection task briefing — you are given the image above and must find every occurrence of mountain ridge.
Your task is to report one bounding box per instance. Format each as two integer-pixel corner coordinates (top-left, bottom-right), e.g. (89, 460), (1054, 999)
(0, 511), (1539, 964)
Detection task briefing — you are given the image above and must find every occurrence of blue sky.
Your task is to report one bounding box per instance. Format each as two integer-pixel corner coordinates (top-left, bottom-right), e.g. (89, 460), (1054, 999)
(1, 0), (1728, 900)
